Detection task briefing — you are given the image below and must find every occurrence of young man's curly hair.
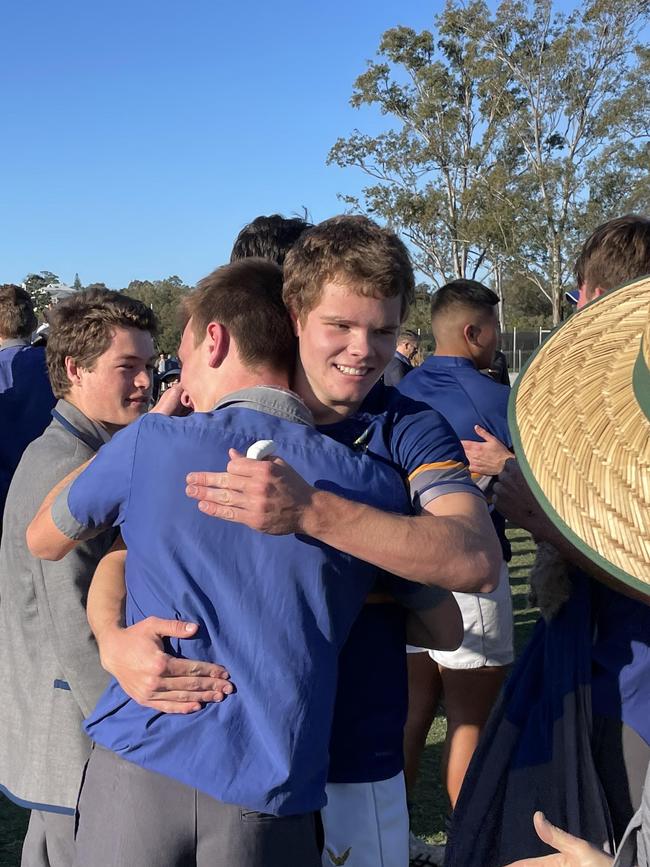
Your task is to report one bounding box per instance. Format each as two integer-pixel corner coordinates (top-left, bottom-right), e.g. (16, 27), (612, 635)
(46, 289), (157, 398)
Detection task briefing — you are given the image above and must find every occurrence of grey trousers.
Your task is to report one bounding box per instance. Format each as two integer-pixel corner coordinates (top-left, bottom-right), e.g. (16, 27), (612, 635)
(73, 746), (322, 867)
(21, 810), (76, 867)
(593, 715), (650, 844)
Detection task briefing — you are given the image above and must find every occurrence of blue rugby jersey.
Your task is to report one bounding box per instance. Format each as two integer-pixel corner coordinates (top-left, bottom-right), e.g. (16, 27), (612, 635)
(398, 355), (512, 560)
(52, 389), (410, 815)
(321, 382), (482, 783)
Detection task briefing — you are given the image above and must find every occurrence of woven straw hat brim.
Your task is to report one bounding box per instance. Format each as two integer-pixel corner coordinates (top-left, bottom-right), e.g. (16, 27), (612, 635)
(509, 275), (650, 598)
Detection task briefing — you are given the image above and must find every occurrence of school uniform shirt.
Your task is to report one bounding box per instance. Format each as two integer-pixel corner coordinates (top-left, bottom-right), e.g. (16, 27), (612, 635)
(50, 387), (410, 816)
(320, 381), (483, 784)
(398, 355), (512, 561)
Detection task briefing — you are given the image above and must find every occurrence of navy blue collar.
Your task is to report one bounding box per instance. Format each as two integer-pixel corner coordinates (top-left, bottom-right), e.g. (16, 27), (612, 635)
(51, 399), (113, 452)
(423, 355), (477, 370)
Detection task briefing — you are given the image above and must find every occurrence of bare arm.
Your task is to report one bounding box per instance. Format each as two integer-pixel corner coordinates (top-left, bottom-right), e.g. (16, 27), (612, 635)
(186, 451), (502, 593)
(88, 540), (234, 713)
(26, 460), (91, 560)
(405, 594), (462, 651)
(27, 388), (193, 562)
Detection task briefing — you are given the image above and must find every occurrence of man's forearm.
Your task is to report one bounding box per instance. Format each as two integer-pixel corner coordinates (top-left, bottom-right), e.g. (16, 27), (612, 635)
(26, 459), (91, 559)
(87, 545), (127, 659)
(302, 491), (500, 592)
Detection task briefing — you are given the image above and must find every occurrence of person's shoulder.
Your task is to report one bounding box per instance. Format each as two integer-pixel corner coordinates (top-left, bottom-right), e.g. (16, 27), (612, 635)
(382, 381), (453, 430)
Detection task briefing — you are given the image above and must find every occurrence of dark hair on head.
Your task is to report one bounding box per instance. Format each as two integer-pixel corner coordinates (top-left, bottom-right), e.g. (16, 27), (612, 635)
(46, 289), (158, 398)
(230, 215), (313, 267)
(282, 215), (415, 322)
(574, 214), (650, 296)
(398, 328), (420, 344)
(0, 284), (37, 339)
(430, 279), (499, 321)
(182, 258), (295, 373)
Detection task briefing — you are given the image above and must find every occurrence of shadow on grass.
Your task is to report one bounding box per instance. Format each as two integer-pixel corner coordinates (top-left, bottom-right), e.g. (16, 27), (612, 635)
(0, 796), (28, 867)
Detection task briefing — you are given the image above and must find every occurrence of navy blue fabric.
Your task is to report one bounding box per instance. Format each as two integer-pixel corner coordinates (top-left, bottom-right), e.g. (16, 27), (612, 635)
(321, 382), (479, 783)
(66, 406), (409, 815)
(0, 344), (55, 520)
(320, 380), (478, 509)
(327, 603), (407, 784)
(591, 582), (650, 746)
(446, 573), (614, 866)
(382, 351), (413, 387)
(398, 355), (512, 560)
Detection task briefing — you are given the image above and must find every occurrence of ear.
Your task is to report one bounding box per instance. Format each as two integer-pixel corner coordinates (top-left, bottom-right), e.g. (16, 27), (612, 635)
(205, 322), (229, 369)
(288, 308), (301, 337)
(463, 322), (481, 348)
(64, 356), (82, 387)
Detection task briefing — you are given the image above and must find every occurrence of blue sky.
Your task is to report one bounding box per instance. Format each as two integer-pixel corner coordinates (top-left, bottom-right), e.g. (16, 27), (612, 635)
(1, 0), (576, 289)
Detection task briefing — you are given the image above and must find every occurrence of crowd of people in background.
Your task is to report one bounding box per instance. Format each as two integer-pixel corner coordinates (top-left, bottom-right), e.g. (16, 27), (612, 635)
(0, 212), (647, 867)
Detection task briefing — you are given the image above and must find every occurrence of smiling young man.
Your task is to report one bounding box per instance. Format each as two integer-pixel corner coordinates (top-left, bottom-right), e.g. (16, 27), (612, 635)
(0, 289), (157, 867)
(183, 216), (502, 867)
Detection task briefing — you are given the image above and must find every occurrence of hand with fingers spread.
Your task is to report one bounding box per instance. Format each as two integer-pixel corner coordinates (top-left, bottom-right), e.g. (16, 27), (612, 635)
(98, 618), (235, 714)
(505, 812), (614, 867)
(186, 448), (317, 535)
(461, 425), (514, 476)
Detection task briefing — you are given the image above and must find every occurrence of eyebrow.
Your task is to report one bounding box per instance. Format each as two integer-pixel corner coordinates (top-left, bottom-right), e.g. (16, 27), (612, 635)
(114, 355), (157, 363)
(320, 315), (354, 325)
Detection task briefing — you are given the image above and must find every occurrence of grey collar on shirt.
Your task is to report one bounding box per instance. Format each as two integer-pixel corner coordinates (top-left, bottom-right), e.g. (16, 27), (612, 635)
(0, 337), (30, 351)
(213, 386), (314, 427)
(52, 399), (114, 451)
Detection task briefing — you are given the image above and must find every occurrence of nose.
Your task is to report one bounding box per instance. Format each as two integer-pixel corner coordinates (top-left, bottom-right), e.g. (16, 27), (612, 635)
(134, 367), (151, 390)
(348, 329), (372, 358)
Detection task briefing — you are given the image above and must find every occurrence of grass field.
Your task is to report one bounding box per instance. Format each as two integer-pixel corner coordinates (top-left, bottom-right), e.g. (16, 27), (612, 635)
(0, 529), (537, 864)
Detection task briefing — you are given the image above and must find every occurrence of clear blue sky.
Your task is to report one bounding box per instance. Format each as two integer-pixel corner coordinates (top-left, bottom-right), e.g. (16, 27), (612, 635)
(1, 0), (576, 289)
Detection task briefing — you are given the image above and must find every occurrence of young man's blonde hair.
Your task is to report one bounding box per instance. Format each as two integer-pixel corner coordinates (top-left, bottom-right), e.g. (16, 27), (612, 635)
(282, 215), (415, 323)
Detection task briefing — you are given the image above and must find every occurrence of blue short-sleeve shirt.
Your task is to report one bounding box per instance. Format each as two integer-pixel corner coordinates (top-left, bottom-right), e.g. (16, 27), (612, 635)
(398, 355), (512, 560)
(53, 389), (410, 815)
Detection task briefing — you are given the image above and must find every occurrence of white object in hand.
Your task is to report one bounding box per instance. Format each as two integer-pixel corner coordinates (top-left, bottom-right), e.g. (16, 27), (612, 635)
(246, 440), (276, 461)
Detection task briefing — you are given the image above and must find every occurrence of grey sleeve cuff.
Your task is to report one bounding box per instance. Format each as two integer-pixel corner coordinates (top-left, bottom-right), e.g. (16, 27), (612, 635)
(51, 484), (101, 542)
(416, 482), (485, 511)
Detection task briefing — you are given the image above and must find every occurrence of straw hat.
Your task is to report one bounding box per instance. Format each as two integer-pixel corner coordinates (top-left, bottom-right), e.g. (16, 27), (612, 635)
(509, 275), (650, 598)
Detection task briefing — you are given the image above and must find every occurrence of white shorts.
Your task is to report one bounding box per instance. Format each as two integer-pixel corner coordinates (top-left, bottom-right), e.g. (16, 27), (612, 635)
(321, 772), (409, 867)
(406, 561), (514, 669)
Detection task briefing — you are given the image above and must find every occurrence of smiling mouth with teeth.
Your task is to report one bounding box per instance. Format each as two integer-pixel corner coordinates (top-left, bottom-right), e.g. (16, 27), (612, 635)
(335, 364), (370, 376)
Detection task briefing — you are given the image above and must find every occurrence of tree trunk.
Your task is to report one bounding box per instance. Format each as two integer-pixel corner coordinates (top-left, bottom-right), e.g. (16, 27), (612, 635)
(550, 233), (562, 326)
(495, 263), (506, 331)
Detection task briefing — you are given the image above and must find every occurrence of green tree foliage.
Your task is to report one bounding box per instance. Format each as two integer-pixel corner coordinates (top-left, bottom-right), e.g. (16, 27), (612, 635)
(23, 271), (59, 314)
(72, 273), (83, 291)
(329, 0), (650, 325)
(123, 275), (191, 353)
